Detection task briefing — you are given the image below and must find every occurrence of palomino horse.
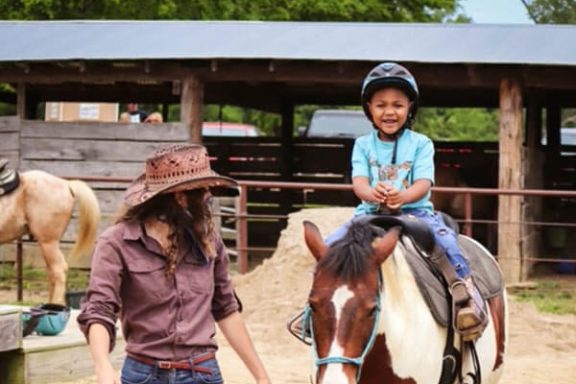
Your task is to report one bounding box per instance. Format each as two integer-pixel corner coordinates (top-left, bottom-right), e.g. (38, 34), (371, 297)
(0, 169), (100, 305)
(301, 218), (507, 384)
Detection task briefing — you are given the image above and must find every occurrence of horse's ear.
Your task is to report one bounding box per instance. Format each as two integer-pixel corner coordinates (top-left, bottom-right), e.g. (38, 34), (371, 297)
(303, 221), (328, 261)
(372, 226), (400, 264)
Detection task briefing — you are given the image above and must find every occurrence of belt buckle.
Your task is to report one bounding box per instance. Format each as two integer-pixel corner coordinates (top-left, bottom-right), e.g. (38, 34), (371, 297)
(158, 361), (172, 369)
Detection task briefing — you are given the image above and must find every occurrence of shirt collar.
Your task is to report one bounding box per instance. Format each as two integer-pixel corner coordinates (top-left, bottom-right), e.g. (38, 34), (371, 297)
(122, 218), (209, 264)
(123, 219), (145, 241)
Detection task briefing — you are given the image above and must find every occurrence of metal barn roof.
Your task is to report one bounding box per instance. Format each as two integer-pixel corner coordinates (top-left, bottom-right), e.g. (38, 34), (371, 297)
(1, 20), (576, 66)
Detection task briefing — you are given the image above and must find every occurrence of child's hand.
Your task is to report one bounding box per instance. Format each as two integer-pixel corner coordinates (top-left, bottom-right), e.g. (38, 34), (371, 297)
(383, 184), (404, 211)
(371, 182), (389, 204)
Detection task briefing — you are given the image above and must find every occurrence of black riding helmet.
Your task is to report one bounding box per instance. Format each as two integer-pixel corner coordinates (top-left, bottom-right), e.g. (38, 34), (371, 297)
(361, 62), (420, 126)
(361, 62), (420, 165)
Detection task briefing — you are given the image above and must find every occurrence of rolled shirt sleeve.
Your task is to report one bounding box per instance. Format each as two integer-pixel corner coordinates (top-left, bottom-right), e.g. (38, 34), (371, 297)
(77, 233), (123, 351)
(211, 237), (240, 321)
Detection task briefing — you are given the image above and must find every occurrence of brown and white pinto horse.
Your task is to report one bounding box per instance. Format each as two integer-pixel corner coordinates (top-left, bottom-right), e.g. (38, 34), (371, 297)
(0, 170), (101, 305)
(302, 219), (507, 384)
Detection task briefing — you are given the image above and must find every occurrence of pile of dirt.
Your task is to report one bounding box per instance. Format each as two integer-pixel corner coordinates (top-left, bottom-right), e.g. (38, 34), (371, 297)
(232, 207), (354, 347)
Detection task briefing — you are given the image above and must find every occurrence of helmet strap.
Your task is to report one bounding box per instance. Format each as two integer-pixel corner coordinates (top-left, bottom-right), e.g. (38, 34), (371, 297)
(374, 121), (411, 165)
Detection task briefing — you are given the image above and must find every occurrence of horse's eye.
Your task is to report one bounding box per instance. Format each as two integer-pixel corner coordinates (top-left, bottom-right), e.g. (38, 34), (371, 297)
(308, 297), (321, 312)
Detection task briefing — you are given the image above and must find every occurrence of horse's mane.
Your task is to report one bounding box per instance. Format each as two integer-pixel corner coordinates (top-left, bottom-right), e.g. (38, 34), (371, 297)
(317, 220), (385, 282)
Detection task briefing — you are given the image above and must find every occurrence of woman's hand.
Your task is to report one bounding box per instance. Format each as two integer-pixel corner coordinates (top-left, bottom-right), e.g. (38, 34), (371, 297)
(95, 364), (119, 384)
(217, 312), (271, 384)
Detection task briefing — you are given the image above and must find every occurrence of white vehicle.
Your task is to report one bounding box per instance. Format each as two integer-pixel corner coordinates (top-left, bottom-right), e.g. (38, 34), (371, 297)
(302, 109), (373, 138)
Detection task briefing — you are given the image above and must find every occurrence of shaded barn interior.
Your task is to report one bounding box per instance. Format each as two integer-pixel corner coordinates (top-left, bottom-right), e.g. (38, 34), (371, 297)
(1, 21), (576, 281)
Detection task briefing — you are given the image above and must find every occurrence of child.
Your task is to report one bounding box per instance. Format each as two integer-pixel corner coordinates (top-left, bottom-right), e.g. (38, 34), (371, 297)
(328, 62), (487, 341)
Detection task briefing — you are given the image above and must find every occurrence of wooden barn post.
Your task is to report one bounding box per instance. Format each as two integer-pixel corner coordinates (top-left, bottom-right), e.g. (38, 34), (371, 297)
(498, 78), (525, 284)
(280, 101), (294, 214)
(180, 75), (204, 144)
(16, 83), (26, 119)
(522, 101), (544, 276)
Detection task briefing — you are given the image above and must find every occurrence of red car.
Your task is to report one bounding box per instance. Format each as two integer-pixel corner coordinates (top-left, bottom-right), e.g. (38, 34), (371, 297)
(203, 122), (259, 137)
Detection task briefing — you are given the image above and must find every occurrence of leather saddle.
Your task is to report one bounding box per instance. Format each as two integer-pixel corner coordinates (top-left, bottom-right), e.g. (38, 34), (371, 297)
(0, 158), (20, 196)
(366, 213), (504, 327)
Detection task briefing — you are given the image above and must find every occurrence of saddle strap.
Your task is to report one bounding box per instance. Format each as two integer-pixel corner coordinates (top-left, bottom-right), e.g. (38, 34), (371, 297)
(0, 171), (20, 196)
(438, 313), (461, 384)
(428, 245), (469, 306)
(0, 158), (9, 172)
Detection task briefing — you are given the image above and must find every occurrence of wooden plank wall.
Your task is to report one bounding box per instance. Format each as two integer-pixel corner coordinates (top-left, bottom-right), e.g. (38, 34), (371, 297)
(0, 116), (20, 168)
(1, 120), (190, 268)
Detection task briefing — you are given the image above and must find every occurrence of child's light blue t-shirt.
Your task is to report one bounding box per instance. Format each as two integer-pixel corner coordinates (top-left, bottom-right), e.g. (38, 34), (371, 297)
(352, 129), (435, 215)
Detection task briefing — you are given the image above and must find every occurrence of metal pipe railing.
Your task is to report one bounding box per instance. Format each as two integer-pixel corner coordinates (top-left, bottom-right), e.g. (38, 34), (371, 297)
(11, 176), (576, 276)
(234, 180), (576, 273)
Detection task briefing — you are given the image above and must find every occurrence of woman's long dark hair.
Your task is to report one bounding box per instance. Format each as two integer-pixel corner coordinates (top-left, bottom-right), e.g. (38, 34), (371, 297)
(117, 189), (215, 276)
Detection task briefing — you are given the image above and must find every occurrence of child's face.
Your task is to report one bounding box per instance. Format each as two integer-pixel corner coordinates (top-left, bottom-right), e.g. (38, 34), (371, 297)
(367, 88), (411, 139)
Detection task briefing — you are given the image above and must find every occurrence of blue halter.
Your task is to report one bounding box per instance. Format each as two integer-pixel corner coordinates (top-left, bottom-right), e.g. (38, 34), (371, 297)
(302, 276), (382, 382)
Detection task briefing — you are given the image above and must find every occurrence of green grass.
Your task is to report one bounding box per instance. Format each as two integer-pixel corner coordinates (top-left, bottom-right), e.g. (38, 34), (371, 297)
(0, 264), (90, 305)
(514, 280), (576, 315)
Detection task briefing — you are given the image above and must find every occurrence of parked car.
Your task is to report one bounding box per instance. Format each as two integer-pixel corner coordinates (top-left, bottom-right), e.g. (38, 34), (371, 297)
(301, 109), (373, 138)
(560, 127), (576, 145)
(541, 127), (576, 144)
(203, 122), (259, 137)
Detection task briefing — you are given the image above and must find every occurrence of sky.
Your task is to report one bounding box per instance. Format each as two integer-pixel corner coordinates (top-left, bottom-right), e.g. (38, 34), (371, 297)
(460, 0), (534, 24)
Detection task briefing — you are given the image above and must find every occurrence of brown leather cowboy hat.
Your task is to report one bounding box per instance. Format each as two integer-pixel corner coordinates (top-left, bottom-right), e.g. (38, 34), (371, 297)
(124, 144), (239, 207)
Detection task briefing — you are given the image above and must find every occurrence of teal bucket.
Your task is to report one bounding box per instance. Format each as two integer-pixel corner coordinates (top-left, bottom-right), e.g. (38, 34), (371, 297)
(21, 303), (71, 336)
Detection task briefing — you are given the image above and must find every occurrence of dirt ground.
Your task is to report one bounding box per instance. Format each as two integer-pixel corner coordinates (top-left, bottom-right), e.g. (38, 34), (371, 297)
(6, 207), (576, 384)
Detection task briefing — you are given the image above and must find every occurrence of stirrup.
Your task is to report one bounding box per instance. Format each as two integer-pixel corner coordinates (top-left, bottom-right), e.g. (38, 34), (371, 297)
(456, 307), (488, 342)
(286, 310), (312, 345)
(453, 277), (488, 342)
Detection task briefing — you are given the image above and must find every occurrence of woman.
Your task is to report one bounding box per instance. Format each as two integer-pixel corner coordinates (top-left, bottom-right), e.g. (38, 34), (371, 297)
(78, 144), (271, 384)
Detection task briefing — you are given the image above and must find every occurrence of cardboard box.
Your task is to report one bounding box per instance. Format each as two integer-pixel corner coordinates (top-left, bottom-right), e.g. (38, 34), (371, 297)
(45, 102), (119, 122)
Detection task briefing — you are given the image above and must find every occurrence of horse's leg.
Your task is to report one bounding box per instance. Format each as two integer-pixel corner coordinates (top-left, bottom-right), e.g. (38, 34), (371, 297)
(22, 172), (74, 305)
(37, 240), (68, 305)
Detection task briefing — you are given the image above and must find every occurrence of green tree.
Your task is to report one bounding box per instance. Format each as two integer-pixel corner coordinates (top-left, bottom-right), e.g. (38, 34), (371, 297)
(0, 0), (463, 22)
(521, 0), (576, 24)
(416, 108), (499, 141)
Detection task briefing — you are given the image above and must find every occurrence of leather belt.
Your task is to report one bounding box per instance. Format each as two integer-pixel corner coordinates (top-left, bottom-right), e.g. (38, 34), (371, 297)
(127, 352), (215, 373)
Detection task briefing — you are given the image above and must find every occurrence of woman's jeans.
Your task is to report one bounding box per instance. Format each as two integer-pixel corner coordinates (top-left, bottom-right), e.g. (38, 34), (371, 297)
(325, 209), (470, 279)
(121, 354), (223, 384)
